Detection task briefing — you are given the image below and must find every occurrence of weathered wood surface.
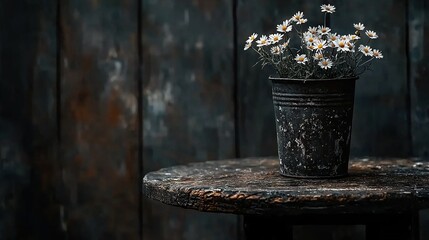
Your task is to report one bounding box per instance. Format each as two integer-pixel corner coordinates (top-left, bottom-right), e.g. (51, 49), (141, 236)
(142, 0), (237, 239)
(333, 0), (410, 157)
(237, 0), (325, 157)
(0, 0), (58, 238)
(144, 158), (429, 215)
(60, 0), (139, 238)
(409, 0), (429, 159)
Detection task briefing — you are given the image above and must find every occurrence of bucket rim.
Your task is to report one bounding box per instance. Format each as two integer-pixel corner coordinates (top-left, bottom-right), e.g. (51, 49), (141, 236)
(269, 76), (359, 82)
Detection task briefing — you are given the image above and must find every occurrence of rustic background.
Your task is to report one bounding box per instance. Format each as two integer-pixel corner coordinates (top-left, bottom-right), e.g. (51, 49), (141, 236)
(0, 0), (428, 239)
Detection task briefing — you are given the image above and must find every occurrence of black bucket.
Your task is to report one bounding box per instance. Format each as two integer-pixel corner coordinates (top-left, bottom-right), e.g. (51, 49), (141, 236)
(270, 77), (358, 178)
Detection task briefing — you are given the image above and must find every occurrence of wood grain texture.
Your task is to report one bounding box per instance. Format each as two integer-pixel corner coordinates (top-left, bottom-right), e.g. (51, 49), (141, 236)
(237, 0), (327, 158)
(142, 0), (237, 239)
(144, 157), (429, 215)
(30, 0), (62, 238)
(60, 0), (139, 239)
(0, 1), (56, 238)
(409, 0), (429, 159)
(332, 0), (410, 157)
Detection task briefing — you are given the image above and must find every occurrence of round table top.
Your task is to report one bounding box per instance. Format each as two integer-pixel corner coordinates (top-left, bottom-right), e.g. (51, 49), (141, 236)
(143, 158), (429, 216)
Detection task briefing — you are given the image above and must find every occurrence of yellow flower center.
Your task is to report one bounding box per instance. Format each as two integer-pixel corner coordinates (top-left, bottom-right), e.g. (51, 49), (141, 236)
(282, 26), (287, 31)
(299, 57), (304, 61)
(322, 61), (328, 66)
(339, 42), (345, 48)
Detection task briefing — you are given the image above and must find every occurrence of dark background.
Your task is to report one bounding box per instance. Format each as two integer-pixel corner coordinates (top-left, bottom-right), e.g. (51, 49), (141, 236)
(0, 0), (428, 239)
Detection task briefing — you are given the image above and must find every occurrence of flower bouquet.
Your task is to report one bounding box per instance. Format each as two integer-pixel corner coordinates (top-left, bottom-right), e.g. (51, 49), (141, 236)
(244, 4), (383, 178)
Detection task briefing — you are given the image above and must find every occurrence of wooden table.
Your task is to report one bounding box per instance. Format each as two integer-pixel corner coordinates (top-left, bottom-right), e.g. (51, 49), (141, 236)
(143, 158), (429, 240)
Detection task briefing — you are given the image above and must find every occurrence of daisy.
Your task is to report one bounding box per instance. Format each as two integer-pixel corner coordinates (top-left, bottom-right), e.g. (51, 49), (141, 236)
(359, 45), (373, 56)
(318, 26), (331, 35)
(244, 42), (252, 51)
(347, 34), (360, 41)
(314, 40), (327, 51)
(335, 39), (350, 52)
(313, 52), (324, 60)
(294, 54), (308, 64)
(291, 11), (304, 22)
(328, 33), (339, 42)
(318, 58), (333, 69)
(256, 35), (270, 47)
(354, 23), (365, 31)
(304, 34), (317, 45)
(271, 46), (283, 55)
(321, 4), (336, 13)
(372, 49), (383, 59)
(246, 33), (258, 43)
(297, 18), (308, 25)
(366, 30), (378, 39)
(269, 33), (283, 44)
(306, 44), (316, 51)
(308, 26), (318, 35)
(276, 20), (292, 33)
(280, 39), (290, 50)
(346, 42), (355, 52)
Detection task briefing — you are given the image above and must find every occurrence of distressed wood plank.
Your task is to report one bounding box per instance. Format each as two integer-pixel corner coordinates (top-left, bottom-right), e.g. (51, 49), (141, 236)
(60, 0), (139, 238)
(0, 1), (58, 238)
(237, 0), (325, 157)
(333, 0), (410, 157)
(142, 0), (237, 239)
(144, 157), (429, 215)
(409, 0), (429, 158)
(30, 0), (62, 238)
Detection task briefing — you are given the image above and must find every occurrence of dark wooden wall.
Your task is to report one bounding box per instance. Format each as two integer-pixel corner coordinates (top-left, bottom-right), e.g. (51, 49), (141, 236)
(0, 0), (428, 239)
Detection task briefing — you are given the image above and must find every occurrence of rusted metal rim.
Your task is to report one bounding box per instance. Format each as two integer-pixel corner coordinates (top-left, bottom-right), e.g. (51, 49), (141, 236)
(269, 76), (359, 82)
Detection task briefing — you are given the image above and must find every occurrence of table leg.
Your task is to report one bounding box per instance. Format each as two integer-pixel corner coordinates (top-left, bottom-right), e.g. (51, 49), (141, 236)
(243, 215), (293, 240)
(366, 212), (420, 240)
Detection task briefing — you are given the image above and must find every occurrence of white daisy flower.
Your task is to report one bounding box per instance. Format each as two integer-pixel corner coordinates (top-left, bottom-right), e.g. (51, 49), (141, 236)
(354, 23), (365, 31)
(269, 33), (283, 44)
(328, 33), (339, 42)
(335, 39), (350, 52)
(277, 20), (292, 33)
(297, 18), (308, 25)
(291, 11), (304, 22)
(294, 54), (308, 64)
(340, 35), (348, 40)
(365, 30), (378, 39)
(321, 4), (336, 13)
(246, 33), (258, 43)
(280, 39), (291, 50)
(306, 44), (316, 51)
(346, 42), (355, 52)
(318, 58), (333, 69)
(271, 46), (283, 55)
(372, 49), (383, 59)
(305, 34), (317, 45)
(308, 26), (318, 35)
(314, 40), (327, 51)
(347, 34), (360, 41)
(359, 45), (373, 56)
(256, 35), (270, 47)
(313, 52), (324, 60)
(244, 42), (252, 51)
(318, 25), (331, 35)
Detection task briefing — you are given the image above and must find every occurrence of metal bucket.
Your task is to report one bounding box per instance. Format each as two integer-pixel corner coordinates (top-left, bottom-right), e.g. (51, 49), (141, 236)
(270, 77), (358, 178)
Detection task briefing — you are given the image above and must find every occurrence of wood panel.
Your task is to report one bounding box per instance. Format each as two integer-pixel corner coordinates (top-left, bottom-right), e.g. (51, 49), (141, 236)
(30, 0), (63, 238)
(60, 0), (140, 239)
(333, 0), (410, 157)
(0, 2), (32, 238)
(409, 0), (429, 158)
(0, 0), (58, 238)
(142, 0), (237, 239)
(237, 0), (326, 158)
